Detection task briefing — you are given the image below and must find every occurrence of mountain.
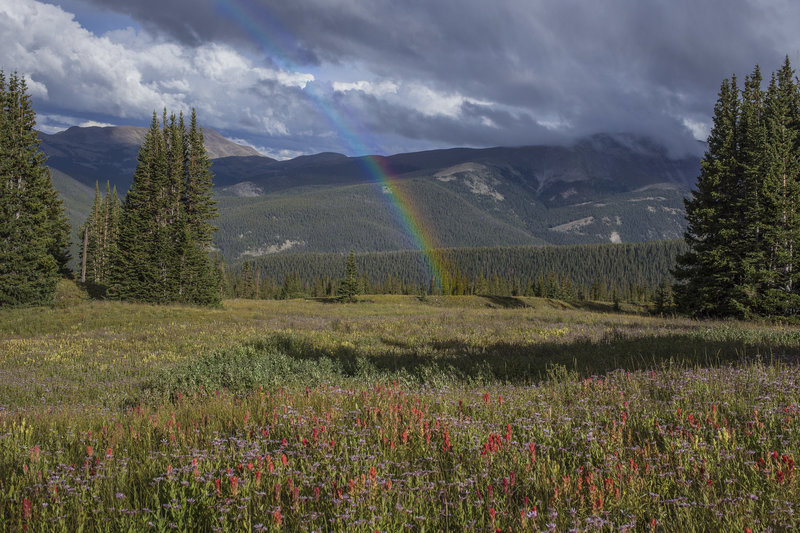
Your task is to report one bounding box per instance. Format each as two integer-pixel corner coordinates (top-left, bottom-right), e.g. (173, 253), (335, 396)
(39, 125), (264, 192)
(209, 133), (699, 258)
(40, 127), (700, 262)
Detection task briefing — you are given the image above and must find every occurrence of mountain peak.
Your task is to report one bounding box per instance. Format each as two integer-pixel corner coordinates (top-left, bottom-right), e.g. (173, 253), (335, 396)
(41, 124), (262, 159)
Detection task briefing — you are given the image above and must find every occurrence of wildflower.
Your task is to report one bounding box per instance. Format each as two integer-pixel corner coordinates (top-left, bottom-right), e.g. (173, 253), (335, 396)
(22, 498), (32, 520)
(273, 509), (282, 527)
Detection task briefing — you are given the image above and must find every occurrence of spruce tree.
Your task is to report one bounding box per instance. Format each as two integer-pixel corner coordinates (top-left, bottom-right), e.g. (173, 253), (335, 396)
(673, 76), (743, 316)
(675, 57), (800, 317)
(109, 113), (162, 301)
(759, 60), (800, 315)
(736, 66), (768, 312)
(338, 250), (360, 302)
(0, 72), (70, 306)
(108, 110), (220, 305)
(79, 181), (120, 295)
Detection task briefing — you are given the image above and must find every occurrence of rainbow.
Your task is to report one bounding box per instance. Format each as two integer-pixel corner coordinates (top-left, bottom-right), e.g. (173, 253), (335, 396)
(216, 0), (450, 290)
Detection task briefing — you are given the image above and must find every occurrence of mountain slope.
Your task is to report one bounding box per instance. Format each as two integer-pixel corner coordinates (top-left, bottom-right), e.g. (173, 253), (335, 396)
(210, 133), (697, 258)
(40, 125), (265, 192)
(42, 127), (699, 261)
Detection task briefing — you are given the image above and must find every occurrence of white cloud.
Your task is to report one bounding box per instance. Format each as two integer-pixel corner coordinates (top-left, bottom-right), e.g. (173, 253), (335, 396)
(226, 137), (306, 159)
(0, 0), (317, 138)
(79, 120), (116, 128)
(682, 117), (710, 141)
(260, 148), (308, 160)
(334, 78), (501, 122)
(333, 80), (399, 96)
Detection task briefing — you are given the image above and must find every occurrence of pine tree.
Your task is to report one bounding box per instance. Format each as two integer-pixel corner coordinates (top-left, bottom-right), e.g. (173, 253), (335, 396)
(653, 279), (674, 315)
(338, 250), (360, 302)
(108, 110), (219, 305)
(735, 66), (768, 312)
(0, 72), (70, 306)
(281, 272), (305, 299)
(674, 76), (743, 316)
(675, 57), (800, 317)
(82, 182), (102, 284)
(759, 60), (800, 315)
(80, 181), (122, 295)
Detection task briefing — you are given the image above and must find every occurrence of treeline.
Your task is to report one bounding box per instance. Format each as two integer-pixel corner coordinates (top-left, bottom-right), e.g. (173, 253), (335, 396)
(675, 58), (800, 318)
(221, 240), (685, 303)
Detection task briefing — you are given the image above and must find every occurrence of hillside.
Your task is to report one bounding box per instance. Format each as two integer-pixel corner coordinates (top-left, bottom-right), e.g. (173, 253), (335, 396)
(41, 128), (699, 260)
(40, 125), (265, 193)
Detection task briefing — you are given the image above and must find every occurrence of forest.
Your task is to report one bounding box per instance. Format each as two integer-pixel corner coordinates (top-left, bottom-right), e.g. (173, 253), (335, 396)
(223, 241), (684, 308)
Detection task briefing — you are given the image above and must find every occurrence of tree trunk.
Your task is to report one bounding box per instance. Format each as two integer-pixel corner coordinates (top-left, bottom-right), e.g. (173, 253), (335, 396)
(81, 225), (88, 283)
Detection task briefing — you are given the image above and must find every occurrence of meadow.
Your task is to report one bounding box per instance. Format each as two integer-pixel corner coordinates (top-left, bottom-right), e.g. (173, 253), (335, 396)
(1, 293), (799, 531)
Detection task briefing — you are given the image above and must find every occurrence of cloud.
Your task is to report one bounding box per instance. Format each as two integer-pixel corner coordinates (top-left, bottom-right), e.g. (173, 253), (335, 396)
(79, 120), (117, 128)
(333, 80), (398, 97)
(0, 0), (325, 150)
(10, 0), (800, 157)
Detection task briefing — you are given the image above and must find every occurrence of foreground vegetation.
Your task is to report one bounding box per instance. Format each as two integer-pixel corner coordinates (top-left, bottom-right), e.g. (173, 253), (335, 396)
(1, 296), (799, 530)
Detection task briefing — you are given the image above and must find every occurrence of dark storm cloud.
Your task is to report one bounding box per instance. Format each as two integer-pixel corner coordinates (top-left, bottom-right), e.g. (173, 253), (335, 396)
(55, 0), (800, 154)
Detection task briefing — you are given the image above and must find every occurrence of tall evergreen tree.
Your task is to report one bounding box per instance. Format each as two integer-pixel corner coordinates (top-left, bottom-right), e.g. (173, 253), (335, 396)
(79, 181), (120, 293)
(735, 66), (768, 312)
(675, 57), (800, 317)
(759, 60), (800, 314)
(108, 109), (220, 305)
(673, 76), (744, 316)
(0, 72), (70, 306)
(338, 250), (360, 302)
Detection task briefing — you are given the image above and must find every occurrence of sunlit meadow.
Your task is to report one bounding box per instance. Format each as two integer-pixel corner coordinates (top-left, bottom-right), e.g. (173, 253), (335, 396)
(1, 293), (799, 531)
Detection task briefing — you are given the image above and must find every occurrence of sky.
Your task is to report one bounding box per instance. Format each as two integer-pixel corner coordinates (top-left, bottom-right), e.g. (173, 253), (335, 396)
(2, 0), (800, 159)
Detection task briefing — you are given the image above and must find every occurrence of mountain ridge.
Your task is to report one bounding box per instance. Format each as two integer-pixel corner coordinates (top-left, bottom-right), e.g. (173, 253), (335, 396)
(40, 127), (699, 262)
(39, 125), (265, 193)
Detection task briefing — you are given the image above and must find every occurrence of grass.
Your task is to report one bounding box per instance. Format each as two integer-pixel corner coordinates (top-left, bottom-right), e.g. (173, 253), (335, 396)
(1, 296), (799, 530)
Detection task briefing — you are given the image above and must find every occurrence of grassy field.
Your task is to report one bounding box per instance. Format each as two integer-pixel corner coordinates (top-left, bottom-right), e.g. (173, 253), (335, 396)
(1, 295), (799, 530)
